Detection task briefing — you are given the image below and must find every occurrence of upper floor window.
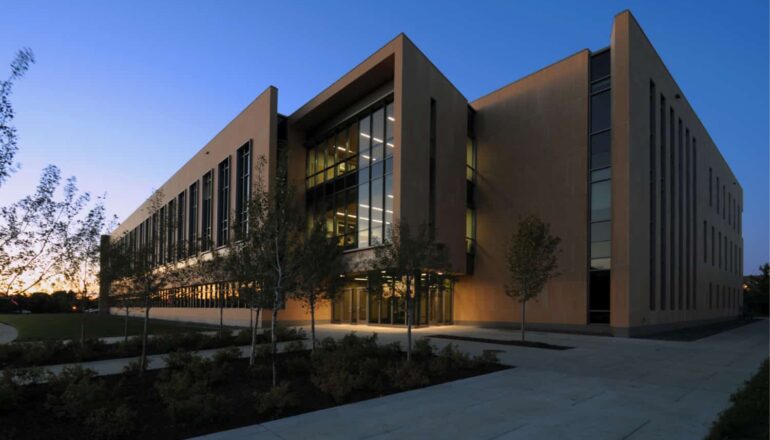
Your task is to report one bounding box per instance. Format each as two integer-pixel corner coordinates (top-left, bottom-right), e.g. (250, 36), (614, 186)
(217, 157), (231, 247)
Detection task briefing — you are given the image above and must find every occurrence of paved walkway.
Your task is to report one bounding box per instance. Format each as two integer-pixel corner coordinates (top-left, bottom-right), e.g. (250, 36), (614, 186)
(0, 323), (18, 344)
(198, 320), (769, 440)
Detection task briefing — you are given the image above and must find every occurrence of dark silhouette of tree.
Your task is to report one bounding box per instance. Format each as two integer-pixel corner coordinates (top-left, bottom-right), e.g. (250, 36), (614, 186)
(0, 48), (34, 187)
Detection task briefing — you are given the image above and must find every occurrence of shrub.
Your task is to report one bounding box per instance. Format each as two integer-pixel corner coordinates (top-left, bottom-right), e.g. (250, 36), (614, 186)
(385, 361), (430, 390)
(0, 367), (45, 411)
(213, 346), (242, 365)
(412, 338), (434, 360)
(284, 355), (311, 375)
(473, 349), (501, 366)
(249, 363), (273, 380)
(121, 358), (147, 375)
(45, 366), (107, 420)
(429, 343), (471, 377)
(84, 404), (137, 440)
(254, 382), (299, 418)
(310, 333), (398, 402)
(155, 352), (229, 425)
(283, 339), (306, 353)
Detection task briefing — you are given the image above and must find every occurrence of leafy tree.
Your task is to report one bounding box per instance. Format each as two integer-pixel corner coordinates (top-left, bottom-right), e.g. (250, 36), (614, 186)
(744, 263), (769, 316)
(0, 48), (34, 187)
(109, 190), (188, 373)
(215, 155), (303, 383)
(62, 196), (111, 344)
(504, 215), (561, 342)
(370, 221), (449, 361)
(292, 219), (346, 351)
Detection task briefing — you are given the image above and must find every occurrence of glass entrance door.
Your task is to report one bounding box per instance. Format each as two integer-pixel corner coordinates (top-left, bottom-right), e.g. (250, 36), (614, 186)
(351, 288), (367, 324)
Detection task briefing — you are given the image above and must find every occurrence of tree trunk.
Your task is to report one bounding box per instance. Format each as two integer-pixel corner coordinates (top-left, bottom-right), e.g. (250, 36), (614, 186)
(219, 286), (224, 338)
(80, 293), (86, 346)
(123, 304), (129, 343)
(520, 300), (526, 342)
(310, 296), (316, 352)
(271, 305), (278, 387)
(250, 306), (260, 366)
(140, 293), (150, 374)
(406, 276), (413, 362)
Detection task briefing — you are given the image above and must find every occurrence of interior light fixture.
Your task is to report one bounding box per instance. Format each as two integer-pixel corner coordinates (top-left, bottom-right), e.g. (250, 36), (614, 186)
(361, 133), (371, 139)
(387, 116), (395, 122)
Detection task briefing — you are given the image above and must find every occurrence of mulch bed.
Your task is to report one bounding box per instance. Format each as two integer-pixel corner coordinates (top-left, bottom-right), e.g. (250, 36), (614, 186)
(639, 318), (758, 342)
(1, 350), (509, 440)
(429, 334), (573, 350)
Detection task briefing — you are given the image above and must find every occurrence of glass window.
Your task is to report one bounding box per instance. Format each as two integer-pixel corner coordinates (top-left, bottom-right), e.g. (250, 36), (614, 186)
(591, 221), (611, 242)
(370, 177), (383, 245)
(371, 108), (384, 164)
(385, 103), (394, 157)
(590, 131), (611, 169)
(384, 174), (393, 238)
(358, 115), (371, 170)
(358, 182), (370, 247)
(591, 50), (611, 81)
(591, 180), (611, 222)
(591, 91), (611, 133)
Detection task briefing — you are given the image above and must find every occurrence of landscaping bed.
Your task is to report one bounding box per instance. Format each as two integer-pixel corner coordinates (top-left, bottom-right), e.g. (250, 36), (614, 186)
(429, 334), (572, 350)
(0, 327), (304, 369)
(0, 313), (222, 342)
(706, 358), (769, 440)
(640, 318), (758, 342)
(0, 333), (508, 440)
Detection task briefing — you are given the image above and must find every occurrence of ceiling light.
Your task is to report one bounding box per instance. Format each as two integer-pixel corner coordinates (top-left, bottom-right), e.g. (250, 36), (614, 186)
(361, 133), (371, 139)
(387, 116), (395, 122)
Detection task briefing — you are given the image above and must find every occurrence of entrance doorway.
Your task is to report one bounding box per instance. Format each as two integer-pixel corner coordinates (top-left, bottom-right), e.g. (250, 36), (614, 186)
(332, 288), (367, 324)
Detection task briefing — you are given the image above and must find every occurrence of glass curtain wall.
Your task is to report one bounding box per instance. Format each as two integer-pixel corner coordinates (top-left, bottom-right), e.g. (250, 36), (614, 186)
(305, 99), (394, 250)
(588, 50), (612, 324)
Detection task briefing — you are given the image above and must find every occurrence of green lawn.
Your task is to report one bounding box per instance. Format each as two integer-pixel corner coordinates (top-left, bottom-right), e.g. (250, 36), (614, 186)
(0, 313), (222, 342)
(707, 358), (769, 440)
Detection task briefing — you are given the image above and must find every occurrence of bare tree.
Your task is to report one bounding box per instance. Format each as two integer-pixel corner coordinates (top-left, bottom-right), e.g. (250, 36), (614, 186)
(371, 221), (449, 361)
(292, 219), (346, 351)
(504, 215), (561, 342)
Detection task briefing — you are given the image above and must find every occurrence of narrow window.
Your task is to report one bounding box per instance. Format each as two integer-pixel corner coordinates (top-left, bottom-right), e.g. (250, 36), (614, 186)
(429, 98), (437, 236)
(177, 191), (185, 260)
(217, 157), (231, 247)
(202, 171), (213, 250)
(188, 181), (199, 255)
(703, 220), (708, 262)
(718, 231), (722, 269)
(235, 141), (251, 239)
(649, 81), (656, 310)
(709, 168), (712, 207)
(660, 95), (667, 310)
(711, 226), (715, 266)
(669, 107), (675, 310)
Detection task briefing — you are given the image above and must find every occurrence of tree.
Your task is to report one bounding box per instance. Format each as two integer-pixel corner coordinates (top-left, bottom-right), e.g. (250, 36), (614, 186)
(1, 166), (108, 296)
(110, 190), (188, 373)
(370, 221), (449, 361)
(62, 196), (111, 345)
(504, 215), (561, 342)
(0, 48), (35, 187)
(292, 219), (346, 351)
(744, 263), (769, 316)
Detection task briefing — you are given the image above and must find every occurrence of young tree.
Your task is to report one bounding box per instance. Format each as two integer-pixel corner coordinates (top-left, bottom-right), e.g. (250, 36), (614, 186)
(62, 195), (110, 345)
(371, 221), (449, 361)
(220, 155), (303, 382)
(504, 215), (561, 342)
(0, 48), (35, 187)
(0, 167), (107, 296)
(292, 219), (346, 351)
(110, 190), (188, 373)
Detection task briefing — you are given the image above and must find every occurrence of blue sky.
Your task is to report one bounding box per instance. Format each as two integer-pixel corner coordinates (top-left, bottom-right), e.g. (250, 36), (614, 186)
(1, 0), (767, 272)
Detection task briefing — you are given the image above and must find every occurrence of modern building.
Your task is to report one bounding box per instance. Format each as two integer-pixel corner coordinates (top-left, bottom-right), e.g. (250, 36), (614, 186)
(103, 11), (744, 336)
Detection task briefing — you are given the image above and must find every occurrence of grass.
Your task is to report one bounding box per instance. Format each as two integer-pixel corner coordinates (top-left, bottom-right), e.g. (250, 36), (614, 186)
(0, 313), (222, 341)
(706, 358), (769, 440)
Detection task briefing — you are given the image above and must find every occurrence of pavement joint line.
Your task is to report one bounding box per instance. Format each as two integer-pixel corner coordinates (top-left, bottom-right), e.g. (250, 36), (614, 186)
(571, 390), (606, 406)
(485, 422), (530, 440)
(620, 419), (651, 440)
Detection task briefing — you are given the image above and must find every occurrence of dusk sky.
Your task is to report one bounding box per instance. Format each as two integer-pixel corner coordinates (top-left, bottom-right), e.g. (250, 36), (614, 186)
(1, 1), (767, 272)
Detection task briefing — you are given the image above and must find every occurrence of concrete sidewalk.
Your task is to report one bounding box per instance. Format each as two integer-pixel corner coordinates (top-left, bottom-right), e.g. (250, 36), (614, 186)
(0, 323), (18, 344)
(198, 320), (769, 440)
